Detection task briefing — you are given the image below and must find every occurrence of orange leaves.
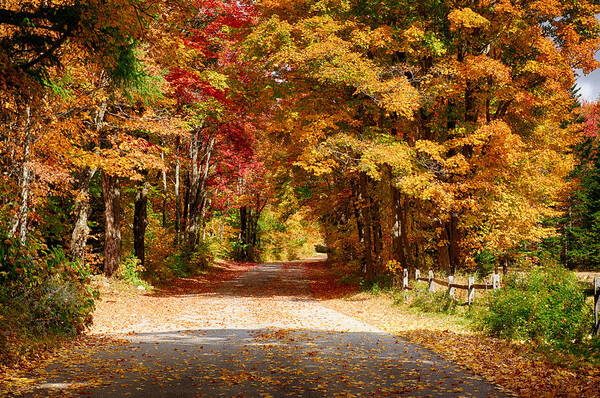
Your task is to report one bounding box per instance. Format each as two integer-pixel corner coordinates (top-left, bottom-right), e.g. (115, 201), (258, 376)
(526, 0), (563, 19)
(463, 55), (511, 84)
(95, 133), (165, 180)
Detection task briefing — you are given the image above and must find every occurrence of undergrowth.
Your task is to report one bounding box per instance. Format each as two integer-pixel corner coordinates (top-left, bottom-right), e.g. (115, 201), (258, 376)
(360, 265), (600, 368)
(0, 238), (96, 368)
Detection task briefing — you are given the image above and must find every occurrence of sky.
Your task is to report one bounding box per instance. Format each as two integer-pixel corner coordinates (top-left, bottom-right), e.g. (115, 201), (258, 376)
(575, 14), (600, 102)
(575, 51), (600, 102)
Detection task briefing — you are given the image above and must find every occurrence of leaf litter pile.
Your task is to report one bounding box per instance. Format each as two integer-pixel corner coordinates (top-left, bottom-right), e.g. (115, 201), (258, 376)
(1, 260), (512, 397)
(306, 262), (600, 397)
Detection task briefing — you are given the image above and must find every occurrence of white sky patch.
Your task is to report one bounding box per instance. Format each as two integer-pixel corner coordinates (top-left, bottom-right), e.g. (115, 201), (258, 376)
(576, 51), (600, 102)
(575, 15), (600, 102)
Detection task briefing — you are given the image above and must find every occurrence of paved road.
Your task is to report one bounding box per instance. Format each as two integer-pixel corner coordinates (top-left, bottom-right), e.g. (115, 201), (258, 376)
(15, 262), (509, 397)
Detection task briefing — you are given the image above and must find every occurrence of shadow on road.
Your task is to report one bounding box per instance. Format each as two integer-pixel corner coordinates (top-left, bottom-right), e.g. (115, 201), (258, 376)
(15, 328), (509, 398)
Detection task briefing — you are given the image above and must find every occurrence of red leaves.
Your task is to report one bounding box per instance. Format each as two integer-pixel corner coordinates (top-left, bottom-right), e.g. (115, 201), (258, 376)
(582, 102), (600, 138)
(166, 1), (254, 106)
(166, 68), (230, 105)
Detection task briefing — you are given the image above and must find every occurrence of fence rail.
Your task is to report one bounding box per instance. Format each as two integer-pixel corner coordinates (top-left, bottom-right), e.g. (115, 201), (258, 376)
(395, 269), (600, 335)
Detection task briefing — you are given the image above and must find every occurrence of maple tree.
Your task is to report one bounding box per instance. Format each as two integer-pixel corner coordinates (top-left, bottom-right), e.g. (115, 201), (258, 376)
(2, 0), (600, 395)
(245, 0), (600, 277)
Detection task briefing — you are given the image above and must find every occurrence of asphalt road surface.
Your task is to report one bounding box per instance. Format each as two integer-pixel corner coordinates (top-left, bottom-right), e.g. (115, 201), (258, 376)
(13, 262), (509, 397)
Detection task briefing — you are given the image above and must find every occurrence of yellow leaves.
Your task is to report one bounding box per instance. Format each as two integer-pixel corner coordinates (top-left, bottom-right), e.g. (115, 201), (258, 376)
(244, 15), (295, 62)
(414, 140), (445, 163)
(295, 149), (338, 176)
(371, 77), (421, 120)
(402, 24), (426, 45)
(443, 154), (470, 175)
(385, 260), (402, 275)
(199, 71), (229, 91)
(448, 8), (490, 31)
(302, 112), (355, 144)
(309, 0), (351, 14)
(359, 141), (413, 180)
(350, 26), (394, 51)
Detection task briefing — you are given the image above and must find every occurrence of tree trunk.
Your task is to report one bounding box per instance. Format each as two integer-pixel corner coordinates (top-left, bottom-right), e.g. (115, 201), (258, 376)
(352, 181), (364, 245)
(359, 172), (374, 279)
(395, 190), (411, 271)
(238, 205), (261, 262)
(9, 105), (32, 245)
(196, 135), (215, 242)
(133, 182), (149, 267)
(239, 205), (248, 260)
(447, 213), (460, 275)
(183, 172), (190, 237)
(391, 187), (403, 264)
(371, 196), (383, 274)
(70, 167), (97, 261)
(437, 219), (451, 272)
(102, 172), (121, 276)
(70, 101), (106, 260)
(161, 151), (168, 228)
(185, 129), (199, 249)
(185, 127), (214, 251)
(175, 156), (181, 244)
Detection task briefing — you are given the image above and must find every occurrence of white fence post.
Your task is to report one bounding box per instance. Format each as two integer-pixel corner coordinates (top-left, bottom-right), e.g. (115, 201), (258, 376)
(403, 268), (409, 290)
(492, 273), (500, 290)
(468, 276), (475, 305)
(594, 277), (600, 336)
(428, 270), (435, 293)
(415, 269), (420, 281)
(448, 275), (455, 299)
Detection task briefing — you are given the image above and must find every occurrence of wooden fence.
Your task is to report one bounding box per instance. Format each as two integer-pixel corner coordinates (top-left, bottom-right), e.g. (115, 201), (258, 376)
(395, 269), (600, 336)
(394, 269), (500, 305)
(586, 277), (600, 336)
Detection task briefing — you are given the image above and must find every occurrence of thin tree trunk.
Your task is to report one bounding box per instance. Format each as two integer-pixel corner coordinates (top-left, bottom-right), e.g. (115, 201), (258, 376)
(371, 196), (383, 273)
(239, 205), (247, 260)
(133, 182), (149, 267)
(70, 167), (97, 261)
(399, 196), (412, 269)
(185, 129), (201, 249)
(183, 172), (190, 237)
(9, 105), (32, 245)
(359, 172), (374, 279)
(437, 219), (451, 272)
(175, 156), (181, 244)
(186, 128), (214, 251)
(70, 101), (106, 260)
(448, 213), (460, 275)
(102, 172), (121, 276)
(161, 151), (168, 228)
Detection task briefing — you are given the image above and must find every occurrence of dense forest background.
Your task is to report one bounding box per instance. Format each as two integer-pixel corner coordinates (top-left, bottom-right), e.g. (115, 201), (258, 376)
(1, 0), (600, 367)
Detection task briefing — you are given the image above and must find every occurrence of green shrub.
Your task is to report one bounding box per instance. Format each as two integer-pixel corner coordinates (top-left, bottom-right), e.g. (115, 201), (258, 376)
(189, 240), (214, 273)
(360, 276), (393, 294)
(410, 289), (459, 314)
(477, 265), (591, 345)
(165, 252), (187, 278)
(0, 241), (97, 358)
(474, 250), (496, 280)
(117, 255), (151, 289)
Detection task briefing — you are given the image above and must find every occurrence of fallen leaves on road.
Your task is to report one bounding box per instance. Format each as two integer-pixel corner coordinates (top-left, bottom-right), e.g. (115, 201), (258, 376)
(304, 261), (600, 397)
(2, 260), (508, 397)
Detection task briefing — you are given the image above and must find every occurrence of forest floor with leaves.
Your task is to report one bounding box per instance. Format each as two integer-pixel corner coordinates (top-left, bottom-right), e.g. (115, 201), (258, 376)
(305, 262), (600, 397)
(1, 259), (509, 397)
